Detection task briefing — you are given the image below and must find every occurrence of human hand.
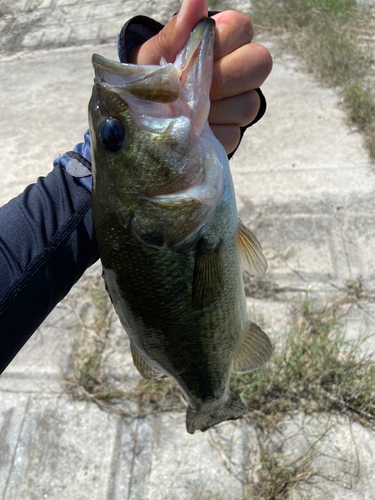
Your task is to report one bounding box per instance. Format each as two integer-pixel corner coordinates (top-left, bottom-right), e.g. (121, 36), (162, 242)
(129, 0), (272, 155)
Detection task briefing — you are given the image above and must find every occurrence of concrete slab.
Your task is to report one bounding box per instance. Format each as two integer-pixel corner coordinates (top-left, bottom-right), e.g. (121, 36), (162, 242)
(0, 0), (180, 54)
(0, 393), (30, 498)
(1, 1), (375, 499)
(145, 414), (245, 499)
(0, 302), (77, 394)
(2, 395), (117, 500)
(0, 43), (117, 207)
(278, 413), (375, 500)
(232, 50), (370, 172)
(231, 50), (375, 292)
(108, 416), (155, 500)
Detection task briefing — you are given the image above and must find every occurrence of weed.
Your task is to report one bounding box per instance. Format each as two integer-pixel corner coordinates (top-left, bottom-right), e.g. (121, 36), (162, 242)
(26, 1), (41, 14)
(65, 273), (375, 427)
(248, 442), (319, 499)
(243, 417), (350, 500)
(243, 273), (281, 300)
(251, 0), (375, 161)
(344, 82), (375, 124)
(343, 275), (367, 300)
(64, 267), (375, 496)
(232, 299), (375, 430)
(0, 0), (41, 18)
(131, 377), (184, 414)
(63, 273), (127, 405)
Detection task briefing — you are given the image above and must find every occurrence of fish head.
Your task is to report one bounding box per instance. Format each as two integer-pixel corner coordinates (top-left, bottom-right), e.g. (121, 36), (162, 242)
(89, 17), (225, 249)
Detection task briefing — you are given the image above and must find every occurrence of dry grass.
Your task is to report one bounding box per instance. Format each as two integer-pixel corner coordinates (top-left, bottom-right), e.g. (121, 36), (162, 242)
(63, 273), (128, 406)
(233, 298), (375, 430)
(64, 272), (375, 427)
(251, 0), (375, 162)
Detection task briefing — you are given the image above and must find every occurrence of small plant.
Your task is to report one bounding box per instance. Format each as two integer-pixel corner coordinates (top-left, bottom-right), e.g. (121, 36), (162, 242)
(131, 377), (184, 415)
(232, 299), (375, 430)
(26, 1), (41, 14)
(63, 274), (126, 406)
(344, 275), (367, 300)
(248, 441), (319, 499)
(251, 0), (375, 161)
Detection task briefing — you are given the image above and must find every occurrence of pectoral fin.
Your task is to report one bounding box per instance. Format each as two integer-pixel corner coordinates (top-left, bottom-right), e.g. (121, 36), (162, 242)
(131, 346), (161, 379)
(192, 238), (224, 310)
(237, 219), (267, 278)
(232, 321), (273, 373)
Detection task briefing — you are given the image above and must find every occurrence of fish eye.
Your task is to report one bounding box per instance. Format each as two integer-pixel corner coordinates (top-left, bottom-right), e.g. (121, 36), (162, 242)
(99, 117), (126, 151)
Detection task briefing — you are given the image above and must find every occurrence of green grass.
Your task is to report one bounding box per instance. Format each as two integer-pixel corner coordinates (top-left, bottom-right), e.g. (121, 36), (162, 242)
(251, 0), (375, 162)
(232, 299), (375, 429)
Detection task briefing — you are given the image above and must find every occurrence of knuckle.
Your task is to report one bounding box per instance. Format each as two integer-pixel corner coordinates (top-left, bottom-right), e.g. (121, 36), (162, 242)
(238, 91), (260, 126)
(227, 126), (241, 154)
(253, 44), (273, 77)
(228, 11), (254, 41)
(154, 29), (174, 63)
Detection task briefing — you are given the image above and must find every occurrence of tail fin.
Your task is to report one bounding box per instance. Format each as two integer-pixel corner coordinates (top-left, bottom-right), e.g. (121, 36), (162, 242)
(186, 392), (247, 434)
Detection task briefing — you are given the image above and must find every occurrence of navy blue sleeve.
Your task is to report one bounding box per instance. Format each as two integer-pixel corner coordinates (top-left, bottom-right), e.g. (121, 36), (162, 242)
(0, 163), (98, 373)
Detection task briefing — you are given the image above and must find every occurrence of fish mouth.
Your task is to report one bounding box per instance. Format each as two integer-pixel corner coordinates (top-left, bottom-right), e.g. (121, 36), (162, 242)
(91, 17), (215, 104)
(92, 54), (181, 103)
(174, 17), (216, 75)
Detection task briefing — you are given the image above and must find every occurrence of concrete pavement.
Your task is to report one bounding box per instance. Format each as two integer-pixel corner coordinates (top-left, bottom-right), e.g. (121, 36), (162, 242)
(1, 1), (375, 498)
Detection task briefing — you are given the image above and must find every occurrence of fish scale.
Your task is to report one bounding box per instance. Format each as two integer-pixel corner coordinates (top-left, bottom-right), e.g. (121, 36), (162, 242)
(89, 17), (272, 433)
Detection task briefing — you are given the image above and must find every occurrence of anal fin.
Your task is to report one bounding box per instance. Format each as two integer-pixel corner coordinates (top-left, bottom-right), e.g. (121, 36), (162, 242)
(232, 321), (273, 373)
(186, 392), (247, 434)
(131, 346), (162, 379)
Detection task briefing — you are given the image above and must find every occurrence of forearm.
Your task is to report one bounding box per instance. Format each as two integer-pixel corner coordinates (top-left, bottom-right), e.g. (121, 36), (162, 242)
(0, 11), (267, 374)
(0, 164), (98, 373)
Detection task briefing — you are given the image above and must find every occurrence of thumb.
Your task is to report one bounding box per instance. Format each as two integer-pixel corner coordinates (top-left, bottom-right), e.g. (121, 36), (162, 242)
(131, 0), (208, 65)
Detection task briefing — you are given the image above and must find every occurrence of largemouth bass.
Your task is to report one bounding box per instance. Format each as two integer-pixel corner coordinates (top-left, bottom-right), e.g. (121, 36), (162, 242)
(89, 17), (272, 434)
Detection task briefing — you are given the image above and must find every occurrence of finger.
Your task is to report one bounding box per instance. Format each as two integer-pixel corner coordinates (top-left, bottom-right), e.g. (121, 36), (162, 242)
(210, 125), (241, 155)
(211, 11), (254, 61)
(130, 0), (208, 64)
(210, 43), (273, 101)
(208, 90), (260, 126)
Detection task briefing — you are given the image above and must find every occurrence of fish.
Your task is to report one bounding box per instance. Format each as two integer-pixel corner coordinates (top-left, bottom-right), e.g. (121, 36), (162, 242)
(88, 17), (272, 434)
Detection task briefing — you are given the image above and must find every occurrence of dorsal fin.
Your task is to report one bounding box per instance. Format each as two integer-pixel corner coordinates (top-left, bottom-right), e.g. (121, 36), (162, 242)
(237, 219), (267, 278)
(232, 321), (273, 373)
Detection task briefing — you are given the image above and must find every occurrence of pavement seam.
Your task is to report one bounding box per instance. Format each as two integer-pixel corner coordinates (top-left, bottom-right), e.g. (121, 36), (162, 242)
(2, 396), (31, 500)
